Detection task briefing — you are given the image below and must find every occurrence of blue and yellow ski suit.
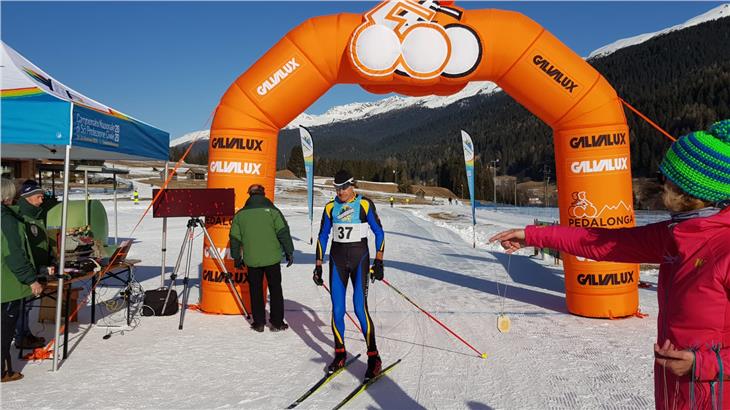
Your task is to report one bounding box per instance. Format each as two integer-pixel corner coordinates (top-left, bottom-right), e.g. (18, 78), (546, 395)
(317, 194), (384, 352)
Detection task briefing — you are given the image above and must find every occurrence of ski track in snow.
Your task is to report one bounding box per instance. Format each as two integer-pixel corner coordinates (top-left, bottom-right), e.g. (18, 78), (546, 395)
(2, 181), (659, 409)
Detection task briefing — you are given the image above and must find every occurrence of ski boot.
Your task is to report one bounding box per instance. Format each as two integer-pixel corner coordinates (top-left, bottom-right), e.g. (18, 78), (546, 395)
(364, 351), (382, 381)
(269, 322), (289, 332)
(327, 348), (347, 374)
(250, 323), (265, 333)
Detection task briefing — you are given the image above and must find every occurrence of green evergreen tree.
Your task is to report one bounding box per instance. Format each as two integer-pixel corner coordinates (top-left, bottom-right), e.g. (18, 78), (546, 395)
(287, 145), (305, 177)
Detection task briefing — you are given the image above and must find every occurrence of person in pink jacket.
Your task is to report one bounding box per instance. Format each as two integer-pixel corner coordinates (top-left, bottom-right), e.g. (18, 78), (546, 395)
(490, 119), (730, 410)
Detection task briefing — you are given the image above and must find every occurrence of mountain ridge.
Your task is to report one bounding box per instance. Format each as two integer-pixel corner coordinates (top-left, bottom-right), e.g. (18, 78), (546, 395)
(170, 3), (728, 148)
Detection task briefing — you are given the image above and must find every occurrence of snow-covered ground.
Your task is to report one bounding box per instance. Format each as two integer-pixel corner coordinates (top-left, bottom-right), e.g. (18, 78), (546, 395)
(2, 180), (661, 409)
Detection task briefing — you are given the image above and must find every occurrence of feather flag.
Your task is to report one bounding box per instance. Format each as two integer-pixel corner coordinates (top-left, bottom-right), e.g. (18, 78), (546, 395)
(299, 126), (315, 244)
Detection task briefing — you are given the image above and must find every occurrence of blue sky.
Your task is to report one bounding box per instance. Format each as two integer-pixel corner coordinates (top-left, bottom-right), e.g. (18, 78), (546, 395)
(2, 1), (722, 139)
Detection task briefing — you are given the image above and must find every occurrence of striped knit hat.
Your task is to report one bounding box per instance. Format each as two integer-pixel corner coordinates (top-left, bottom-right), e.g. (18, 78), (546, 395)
(659, 119), (730, 202)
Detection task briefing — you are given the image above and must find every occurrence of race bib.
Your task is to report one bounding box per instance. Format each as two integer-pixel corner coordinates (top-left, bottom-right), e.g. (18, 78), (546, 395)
(332, 223), (368, 243)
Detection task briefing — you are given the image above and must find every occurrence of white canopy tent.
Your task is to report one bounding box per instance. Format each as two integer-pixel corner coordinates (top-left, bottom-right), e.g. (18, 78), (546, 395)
(1, 41), (170, 371)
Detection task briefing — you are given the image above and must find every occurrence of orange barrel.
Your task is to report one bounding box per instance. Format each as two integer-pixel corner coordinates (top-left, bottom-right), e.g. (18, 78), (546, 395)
(554, 125), (639, 318)
(200, 129), (278, 314)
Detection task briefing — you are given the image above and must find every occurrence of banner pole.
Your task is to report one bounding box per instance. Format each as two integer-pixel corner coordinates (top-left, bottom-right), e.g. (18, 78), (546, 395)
(53, 144), (72, 371)
(161, 162), (169, 287)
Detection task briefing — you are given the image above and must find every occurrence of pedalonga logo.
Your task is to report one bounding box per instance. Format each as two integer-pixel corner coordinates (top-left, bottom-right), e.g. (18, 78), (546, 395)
(532, 54), (579, 94)
(202, 269), (247, 284)
(577, 271), (635, 286)
(570, 157), (628, 174)
(209, 161), (262, 175)
(568, 191), (634, 228)
(205, 216), (233, 226)
(256, 58), (300, 96)
(350, 0), (481, 80)
(211, 137), (263, 151)
(569, 132), (626, 149)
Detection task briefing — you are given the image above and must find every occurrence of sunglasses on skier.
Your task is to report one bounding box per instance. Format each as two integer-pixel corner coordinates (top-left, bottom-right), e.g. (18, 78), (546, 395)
(333, 178), (354, 191)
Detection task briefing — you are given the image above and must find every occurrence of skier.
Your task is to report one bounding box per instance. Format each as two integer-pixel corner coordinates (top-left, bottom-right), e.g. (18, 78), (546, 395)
(389, 196), (394, 208)
(490, 119), (730, 410)
(314, 169), (385, 380)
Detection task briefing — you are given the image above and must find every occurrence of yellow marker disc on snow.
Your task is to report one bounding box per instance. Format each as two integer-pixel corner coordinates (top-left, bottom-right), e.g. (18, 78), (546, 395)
(497, 314), (511, 333)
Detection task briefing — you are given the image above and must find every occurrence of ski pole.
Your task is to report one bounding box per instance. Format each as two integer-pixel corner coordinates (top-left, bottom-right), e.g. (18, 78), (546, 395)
(321, 283), (362, 333)
(382, 278), (487, 359)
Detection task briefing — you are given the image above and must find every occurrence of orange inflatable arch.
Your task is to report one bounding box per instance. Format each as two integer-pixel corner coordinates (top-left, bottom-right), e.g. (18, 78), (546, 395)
(204, 0), (638, 318)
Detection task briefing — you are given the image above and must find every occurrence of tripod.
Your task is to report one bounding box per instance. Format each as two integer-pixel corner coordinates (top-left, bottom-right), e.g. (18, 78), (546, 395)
(162, 217), (249, 330)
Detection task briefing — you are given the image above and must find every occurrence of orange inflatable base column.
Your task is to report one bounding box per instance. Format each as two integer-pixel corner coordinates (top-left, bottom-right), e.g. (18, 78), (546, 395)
(201, 128), (278, 314)
(563, 260), (639, 318)
(553, 125), (639, 318)
(198, 256), (268, 316)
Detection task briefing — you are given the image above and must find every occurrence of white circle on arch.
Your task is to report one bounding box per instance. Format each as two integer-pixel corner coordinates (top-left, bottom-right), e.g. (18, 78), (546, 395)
(354, 24), (401, 72)
(401, 26), (449, 76)
(443, 25), (481, 76)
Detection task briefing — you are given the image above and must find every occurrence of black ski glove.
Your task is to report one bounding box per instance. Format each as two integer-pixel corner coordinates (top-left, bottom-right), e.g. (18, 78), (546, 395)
(313, 265), (324, 286)
(234, 258), (245, 270)
(286, 254), (294, 268)
(370, 259), (384, 281)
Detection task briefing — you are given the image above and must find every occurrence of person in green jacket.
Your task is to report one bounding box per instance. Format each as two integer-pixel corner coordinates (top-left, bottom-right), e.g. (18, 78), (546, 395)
(15, 180), (54, 349)
(1, 178), (44, 383)
(229, 184), (294, 332)
(17, 180), (52, 269)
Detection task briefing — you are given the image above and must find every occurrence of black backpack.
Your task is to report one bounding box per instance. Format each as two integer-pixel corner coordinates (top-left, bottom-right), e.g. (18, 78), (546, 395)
(141, 288), (179, 316)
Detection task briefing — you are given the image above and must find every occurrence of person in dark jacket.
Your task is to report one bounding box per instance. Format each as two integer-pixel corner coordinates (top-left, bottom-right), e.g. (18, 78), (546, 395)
(17, 180), (52, 268)
(1, 178), (44, 383)
(15, 180), (52, 349)
(229, 184), (294, 332)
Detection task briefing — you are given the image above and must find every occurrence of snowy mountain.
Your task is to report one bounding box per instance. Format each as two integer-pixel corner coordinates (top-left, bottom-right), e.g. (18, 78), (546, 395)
(170, 3), (728, 148)
(168, 129), (210, 149)
(289, 81), (500, 130)
(169, 82), (500, 147)
(588, 3), (729, 59)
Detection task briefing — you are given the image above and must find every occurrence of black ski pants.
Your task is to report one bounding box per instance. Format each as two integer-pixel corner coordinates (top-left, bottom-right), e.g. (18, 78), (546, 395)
(2, 300), (21, 375)
(247, 263), (284, 327)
